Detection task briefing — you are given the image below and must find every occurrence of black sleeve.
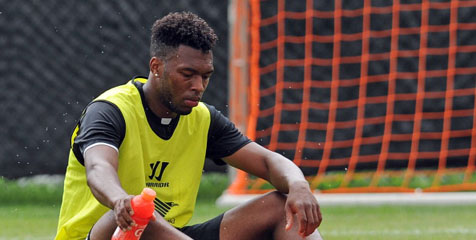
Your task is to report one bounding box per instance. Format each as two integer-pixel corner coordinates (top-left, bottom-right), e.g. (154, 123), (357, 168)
(72, 100), (126, 164)
(205, 103), (251, 163)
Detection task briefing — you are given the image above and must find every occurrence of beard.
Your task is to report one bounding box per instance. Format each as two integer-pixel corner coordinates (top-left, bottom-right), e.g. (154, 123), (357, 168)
(159, 88), (193, 116)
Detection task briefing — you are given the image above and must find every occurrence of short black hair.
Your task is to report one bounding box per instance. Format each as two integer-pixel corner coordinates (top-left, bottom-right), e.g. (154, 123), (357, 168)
(150, 11), (218, 59)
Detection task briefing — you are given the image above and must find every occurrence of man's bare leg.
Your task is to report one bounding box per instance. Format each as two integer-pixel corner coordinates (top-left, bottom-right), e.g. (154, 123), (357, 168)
(89, 211), (191, 240)
(219, 191), (323, 240)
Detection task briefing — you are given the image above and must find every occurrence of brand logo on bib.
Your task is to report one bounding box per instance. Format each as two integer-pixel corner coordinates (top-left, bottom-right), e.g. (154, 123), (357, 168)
(148, 161), (169, 181)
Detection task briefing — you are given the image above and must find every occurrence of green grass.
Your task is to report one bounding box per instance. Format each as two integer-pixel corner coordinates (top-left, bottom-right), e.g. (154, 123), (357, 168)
(249, 170), (476, 191)
(0, 176), (63, 205)
(0, 202), (229, 240)
(1, 173), (476, 239)
(2, 203), (476, 239)
(0, 204), (61, 240)
(320, 205), (476, 240)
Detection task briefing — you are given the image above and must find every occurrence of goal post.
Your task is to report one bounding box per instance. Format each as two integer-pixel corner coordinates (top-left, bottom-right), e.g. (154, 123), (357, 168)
(227, 0), (476, 195)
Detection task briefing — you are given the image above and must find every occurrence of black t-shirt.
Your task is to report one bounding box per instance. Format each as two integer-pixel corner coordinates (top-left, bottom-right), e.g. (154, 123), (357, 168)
(73, 80), (251, 164)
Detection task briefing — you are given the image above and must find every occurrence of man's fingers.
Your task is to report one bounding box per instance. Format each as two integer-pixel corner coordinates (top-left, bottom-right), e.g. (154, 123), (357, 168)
(117, 216), (131, 231)
(315, 205), (323, 228)
(304, 207), (316, 236)
(114, 198), (136, 231)
(294, 205), (307, 237)
(125, 200), (134, 216)
(122, 216), (136, 230)
(285, 205), (293, 231)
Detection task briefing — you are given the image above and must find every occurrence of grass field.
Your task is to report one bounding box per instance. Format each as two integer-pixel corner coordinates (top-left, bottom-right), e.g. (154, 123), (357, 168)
(1, 174), (476, 239)
(2, 203), (476, 240)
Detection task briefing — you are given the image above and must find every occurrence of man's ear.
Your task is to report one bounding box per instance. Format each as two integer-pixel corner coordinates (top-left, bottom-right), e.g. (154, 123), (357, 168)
(149, 57), (164, 77)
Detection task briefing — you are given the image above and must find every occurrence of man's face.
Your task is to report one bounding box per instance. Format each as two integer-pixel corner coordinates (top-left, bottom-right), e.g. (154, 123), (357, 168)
(158, 45), (214, 115)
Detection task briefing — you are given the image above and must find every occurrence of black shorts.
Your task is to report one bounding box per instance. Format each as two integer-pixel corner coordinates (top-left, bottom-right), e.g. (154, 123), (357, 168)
(179, 213), (224, 240)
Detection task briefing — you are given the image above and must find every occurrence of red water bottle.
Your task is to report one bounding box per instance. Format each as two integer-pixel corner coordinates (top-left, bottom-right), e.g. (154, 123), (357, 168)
(111, 188), (156, 240)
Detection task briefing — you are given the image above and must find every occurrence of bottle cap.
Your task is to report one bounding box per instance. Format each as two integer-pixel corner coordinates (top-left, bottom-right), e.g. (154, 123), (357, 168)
(141, 188), (156, 201)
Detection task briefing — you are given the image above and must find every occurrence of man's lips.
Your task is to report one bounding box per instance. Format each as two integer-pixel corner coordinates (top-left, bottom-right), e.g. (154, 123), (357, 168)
(184, 98), (200, 107)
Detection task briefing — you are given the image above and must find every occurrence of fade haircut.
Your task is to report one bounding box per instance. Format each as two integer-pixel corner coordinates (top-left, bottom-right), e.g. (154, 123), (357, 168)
(150, 11), (218, 59)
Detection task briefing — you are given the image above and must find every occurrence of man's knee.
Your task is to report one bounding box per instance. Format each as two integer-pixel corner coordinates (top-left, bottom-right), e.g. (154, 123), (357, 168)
(219, 191), (288, 239)
(263, 191), (287, 206)
(89, 211), (117, 240)
(258, 191), (288, 220)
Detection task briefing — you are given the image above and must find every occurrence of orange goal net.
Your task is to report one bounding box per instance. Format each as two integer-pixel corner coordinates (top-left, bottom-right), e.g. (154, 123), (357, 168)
(227, 0), (476, 194)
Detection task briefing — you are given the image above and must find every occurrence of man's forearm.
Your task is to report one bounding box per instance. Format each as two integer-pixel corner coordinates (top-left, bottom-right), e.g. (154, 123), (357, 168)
(84, 145), (129, 210)
(87, 162), (129, 209)
(266, 152), (311, 194)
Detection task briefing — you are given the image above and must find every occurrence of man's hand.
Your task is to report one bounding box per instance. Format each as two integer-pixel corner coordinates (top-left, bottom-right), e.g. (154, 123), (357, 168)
(113, 195), (136, 231)
(284, 181), (322, 237)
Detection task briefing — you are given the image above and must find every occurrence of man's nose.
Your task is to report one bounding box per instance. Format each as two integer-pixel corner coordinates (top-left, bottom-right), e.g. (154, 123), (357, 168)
(190, 76), (206, 92)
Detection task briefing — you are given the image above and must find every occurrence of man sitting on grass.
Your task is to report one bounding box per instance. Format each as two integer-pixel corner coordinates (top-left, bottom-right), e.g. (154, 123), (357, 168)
(55, 11), (323, 240)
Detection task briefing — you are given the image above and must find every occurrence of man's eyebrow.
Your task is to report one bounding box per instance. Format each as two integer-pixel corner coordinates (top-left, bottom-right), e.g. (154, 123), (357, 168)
(181, 67), (214, 74)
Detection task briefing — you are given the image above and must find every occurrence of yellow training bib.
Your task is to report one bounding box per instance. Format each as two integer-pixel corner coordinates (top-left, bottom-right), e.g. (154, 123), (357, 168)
(55, 78), (210, 240)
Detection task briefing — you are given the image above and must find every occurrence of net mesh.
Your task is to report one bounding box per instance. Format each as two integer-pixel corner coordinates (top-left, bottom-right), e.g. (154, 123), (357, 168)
(229, 0), (476, 193)
(0, 0), (229, 178)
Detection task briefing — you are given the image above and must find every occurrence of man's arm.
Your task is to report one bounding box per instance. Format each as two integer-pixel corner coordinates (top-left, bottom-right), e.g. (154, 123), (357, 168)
(84, 145), (135, 231)
(223, 142), (322, 237)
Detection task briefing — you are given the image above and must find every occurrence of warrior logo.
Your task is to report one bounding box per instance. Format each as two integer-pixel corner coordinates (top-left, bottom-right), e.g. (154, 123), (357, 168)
(148, 161), (169, 181)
